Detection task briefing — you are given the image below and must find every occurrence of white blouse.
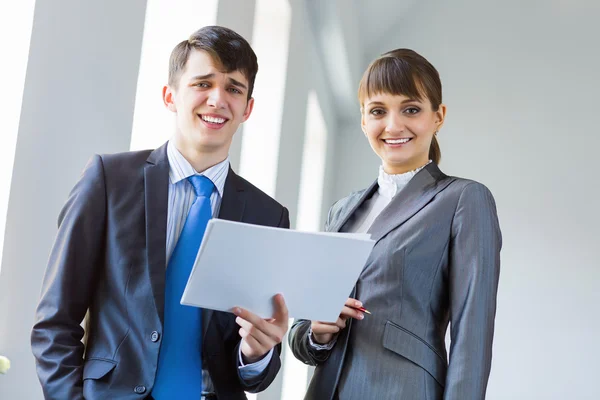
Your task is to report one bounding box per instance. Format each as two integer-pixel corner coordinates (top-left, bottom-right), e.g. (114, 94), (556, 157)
(344, 161), (432, 234)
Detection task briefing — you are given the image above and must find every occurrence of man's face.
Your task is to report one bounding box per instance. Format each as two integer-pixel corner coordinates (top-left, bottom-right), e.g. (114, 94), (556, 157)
(163, 49), (254, 160)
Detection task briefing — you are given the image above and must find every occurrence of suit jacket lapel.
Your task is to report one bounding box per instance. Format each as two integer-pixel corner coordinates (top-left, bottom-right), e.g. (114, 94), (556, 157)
(202, 168), (247, 336)
(217, 168), (246, 222)
(144, 143), (170, 326)
(329, 181), (378, 233)
(367, 162), (455, 243)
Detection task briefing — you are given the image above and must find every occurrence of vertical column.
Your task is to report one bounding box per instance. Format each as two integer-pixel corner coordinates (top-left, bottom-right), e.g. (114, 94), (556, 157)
(238, 0), (292, 197)
(215, 0), (257, 172)
(0, 0), (147, 398)
(272, 1), (309, 228)
(254, 1), (304, 397)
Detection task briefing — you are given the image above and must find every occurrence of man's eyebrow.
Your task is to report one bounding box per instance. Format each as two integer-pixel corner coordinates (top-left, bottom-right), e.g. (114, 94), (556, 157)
(229, 77), (247, 90)
(188, 74), (247, 91)
(189, 73), (215, 81)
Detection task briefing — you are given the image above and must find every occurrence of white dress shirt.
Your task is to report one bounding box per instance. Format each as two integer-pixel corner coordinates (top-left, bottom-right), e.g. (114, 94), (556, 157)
(166, 140), (273, 379)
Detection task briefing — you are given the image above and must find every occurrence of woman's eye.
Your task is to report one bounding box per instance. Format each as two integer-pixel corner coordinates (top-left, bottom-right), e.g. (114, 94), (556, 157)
(370, 108), (385, 115)
(404, 107), (420, 114)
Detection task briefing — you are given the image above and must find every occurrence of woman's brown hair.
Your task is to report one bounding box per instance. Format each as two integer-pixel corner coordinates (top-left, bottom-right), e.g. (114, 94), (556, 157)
(358, 49), (442, 164)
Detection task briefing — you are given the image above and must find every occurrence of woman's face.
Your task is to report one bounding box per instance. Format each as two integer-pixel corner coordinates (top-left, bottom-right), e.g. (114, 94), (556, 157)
(362, 92), (446, 174)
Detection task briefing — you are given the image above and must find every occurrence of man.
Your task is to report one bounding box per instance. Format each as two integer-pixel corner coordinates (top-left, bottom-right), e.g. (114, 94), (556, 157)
(31, 26), (289, 400)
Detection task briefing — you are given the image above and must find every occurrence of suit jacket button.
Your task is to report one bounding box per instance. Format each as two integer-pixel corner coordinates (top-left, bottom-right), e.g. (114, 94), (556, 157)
(151, 331), (160, 342)
(134, 385), (146, 394)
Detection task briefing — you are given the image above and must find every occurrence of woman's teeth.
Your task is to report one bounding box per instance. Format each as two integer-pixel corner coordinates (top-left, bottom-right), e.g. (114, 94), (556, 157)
(384, 138), (411, 144)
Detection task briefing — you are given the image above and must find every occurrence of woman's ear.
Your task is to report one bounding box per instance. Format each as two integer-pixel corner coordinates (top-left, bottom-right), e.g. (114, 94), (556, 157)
(361, 111), (367, 136)
(435, 104), (447, 131)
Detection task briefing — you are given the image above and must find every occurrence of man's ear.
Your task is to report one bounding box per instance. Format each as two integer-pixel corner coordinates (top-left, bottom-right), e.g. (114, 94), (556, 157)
(242, 97), (255, 122)
(163, 85), (177, 113)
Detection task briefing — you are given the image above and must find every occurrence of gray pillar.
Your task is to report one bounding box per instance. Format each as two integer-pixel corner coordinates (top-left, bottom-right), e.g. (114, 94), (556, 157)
(216, 0), (257, 173)
(273, 4), (309, 229)
(0, 0), (147, 398)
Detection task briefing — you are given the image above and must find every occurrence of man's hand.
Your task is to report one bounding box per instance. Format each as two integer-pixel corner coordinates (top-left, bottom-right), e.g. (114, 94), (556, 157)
(234, 294), (289, 364)
(310, 298), (364, 344)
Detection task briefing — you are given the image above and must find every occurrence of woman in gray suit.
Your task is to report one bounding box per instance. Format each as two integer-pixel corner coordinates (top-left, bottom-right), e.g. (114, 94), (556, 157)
(289, 49), (502, 400)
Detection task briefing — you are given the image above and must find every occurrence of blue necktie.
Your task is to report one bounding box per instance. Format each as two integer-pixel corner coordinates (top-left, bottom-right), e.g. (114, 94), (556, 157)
(153, 175), (214, 399)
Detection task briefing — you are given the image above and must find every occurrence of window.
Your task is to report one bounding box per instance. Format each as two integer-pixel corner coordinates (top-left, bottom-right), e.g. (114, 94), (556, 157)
(0, 0), (36, 269)
(295, 91), (328, 232)
(238, 0), (291, 197)
(129, 0), (218, 151)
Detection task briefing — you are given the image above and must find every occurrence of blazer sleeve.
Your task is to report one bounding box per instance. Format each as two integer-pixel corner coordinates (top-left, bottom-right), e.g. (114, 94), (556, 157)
(235, 342), (282, 392)
(444, 182), (502, 400)
(30, 155), (107, 400)
(288, 201), (339, 366)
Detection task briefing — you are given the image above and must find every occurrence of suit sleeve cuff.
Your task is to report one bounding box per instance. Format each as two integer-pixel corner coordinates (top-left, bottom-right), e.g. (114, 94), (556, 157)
(238, 347), (274, 381)
(308, 326), (337, 350)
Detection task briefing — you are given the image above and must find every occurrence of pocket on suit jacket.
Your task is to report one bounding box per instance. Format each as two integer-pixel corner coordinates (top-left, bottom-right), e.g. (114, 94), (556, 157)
(83, 358), (117, 380)
(382, 321), (446, 387)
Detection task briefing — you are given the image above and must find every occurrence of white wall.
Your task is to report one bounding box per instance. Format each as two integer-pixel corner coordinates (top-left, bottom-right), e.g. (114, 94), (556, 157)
(334, 0), (600, 399)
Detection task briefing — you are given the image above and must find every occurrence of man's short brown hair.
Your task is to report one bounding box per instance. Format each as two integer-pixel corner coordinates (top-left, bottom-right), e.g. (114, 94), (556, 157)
(168, 26), (258, 99)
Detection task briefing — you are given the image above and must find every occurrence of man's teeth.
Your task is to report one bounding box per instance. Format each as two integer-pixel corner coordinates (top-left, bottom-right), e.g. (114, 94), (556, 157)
(202, 115), (226, 124)
(385, 138), (411, 144)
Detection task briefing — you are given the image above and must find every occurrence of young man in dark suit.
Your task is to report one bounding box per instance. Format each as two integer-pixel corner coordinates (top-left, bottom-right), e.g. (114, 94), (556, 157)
(31, 26), (290, 400)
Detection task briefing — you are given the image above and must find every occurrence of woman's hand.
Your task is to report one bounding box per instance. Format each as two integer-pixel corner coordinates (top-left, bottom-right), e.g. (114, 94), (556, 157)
(311, 298), (365, 344)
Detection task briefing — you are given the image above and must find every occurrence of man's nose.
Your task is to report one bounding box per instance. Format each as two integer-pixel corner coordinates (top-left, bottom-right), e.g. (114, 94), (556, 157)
(207, 87), (226, 108)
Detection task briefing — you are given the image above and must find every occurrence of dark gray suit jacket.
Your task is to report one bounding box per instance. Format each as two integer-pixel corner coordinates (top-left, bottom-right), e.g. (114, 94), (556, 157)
(31, 143), (290, 400)
(289, 163), (501, 400)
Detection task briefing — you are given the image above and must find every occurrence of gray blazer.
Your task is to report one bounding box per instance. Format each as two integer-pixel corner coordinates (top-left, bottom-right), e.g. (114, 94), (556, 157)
(289, 163), (501, 400)
(31, 143), (289, 400)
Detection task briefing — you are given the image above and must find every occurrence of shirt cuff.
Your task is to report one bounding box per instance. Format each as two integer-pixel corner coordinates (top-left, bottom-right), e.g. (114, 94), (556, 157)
(308, 326), (337, 350)
(238, 346), (274, 381)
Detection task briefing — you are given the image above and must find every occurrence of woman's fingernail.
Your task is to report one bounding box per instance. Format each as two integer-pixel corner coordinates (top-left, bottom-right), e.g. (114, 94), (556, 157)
(358, 313), (364, 320)
(355, 301), (362, 307)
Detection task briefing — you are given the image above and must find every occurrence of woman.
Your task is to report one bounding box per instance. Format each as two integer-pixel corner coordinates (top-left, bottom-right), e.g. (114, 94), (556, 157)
(289, 49), (502, 400)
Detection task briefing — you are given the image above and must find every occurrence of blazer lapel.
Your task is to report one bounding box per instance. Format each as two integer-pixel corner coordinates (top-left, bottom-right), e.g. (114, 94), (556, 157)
(368, 163), (455, 243)
(329, 181), (379, 233)
(202, 168), (247, 336)
(217, 168), (246, 222)
(144, 143), (170, 326)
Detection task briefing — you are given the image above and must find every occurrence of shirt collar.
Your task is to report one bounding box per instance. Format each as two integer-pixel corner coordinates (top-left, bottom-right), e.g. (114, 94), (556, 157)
(377, 160), (432, 199)
(166, 139), (229, 198)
